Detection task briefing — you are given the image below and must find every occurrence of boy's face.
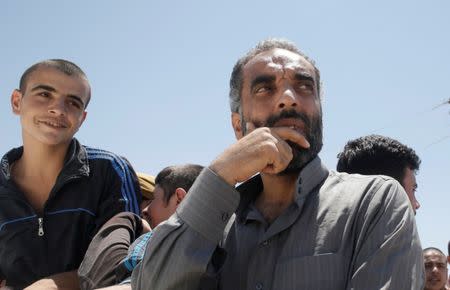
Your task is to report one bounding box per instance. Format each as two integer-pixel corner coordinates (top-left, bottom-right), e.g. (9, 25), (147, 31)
(144, 185), (178, 229)
(11, 66), (89, 147)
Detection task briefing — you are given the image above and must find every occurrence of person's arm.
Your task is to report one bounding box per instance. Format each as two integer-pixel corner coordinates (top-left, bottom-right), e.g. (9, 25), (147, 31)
(78, 212), (144, 290)
(131, 168), (239, 290)
(23, 271), (79, 290)
(132, 127), (309, 290)
(348, 179), (424, 289)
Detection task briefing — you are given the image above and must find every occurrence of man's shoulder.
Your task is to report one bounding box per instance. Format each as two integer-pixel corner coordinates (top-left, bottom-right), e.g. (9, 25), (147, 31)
(81, 145), (133, 171)
(321, 171), (408, 208)
(327, 170), (401, 192)
(82, 145), (124, 161)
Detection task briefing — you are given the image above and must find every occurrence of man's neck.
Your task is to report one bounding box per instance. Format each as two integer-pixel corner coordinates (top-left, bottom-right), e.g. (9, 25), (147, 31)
(11, 139), (71, 212)
(255, 172), (300, 223)
(17, 139), (70, 178)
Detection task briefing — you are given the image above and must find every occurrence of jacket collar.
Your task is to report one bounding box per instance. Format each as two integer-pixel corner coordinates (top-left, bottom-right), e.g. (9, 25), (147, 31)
(0, 138), (90, 186)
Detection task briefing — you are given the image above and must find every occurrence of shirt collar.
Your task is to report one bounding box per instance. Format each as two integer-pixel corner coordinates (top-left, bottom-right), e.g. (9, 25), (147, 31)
(236, 156), (329, 220)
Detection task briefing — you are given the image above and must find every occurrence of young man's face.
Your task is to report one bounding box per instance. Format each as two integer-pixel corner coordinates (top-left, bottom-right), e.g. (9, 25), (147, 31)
(233, 48), (323, 172)
(143, 185), (178, 228)
(11, 66), (89, 147)
(424, 250), (448, 290)
(401, 167), (420, 214)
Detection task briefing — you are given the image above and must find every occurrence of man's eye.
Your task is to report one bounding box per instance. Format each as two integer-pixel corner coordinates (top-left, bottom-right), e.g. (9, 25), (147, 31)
(255, 86), (272, 94)
(38, 92), (50, 98)
(296, 83), (314, 92)
(69, 101), (82, 109)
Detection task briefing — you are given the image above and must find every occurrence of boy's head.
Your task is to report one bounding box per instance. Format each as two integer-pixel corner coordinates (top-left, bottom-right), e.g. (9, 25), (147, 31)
(141, 164), (204, 228)
(19, 59), (91, 107)
(11, 59), (91, 146)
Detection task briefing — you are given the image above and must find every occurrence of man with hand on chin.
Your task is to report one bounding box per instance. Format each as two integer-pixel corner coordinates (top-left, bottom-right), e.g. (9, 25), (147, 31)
(132, 39), (423, 290)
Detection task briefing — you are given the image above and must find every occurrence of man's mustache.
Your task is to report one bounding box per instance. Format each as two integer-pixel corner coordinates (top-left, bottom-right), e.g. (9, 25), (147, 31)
(265, 109), (311, 132)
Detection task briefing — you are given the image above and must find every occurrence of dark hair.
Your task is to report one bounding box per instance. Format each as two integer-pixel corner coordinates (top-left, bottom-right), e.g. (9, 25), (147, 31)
(155, 164), (204, 204)
(448, 241), (450, 256)
(19, 59), (91, 108)
(229, 38), (321, 114)
(336, 134), (421, 183)
(423, 247), (446, 257)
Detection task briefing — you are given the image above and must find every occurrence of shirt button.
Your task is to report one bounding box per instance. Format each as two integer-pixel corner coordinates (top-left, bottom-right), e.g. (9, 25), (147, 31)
(261, 239), (270, 246)
(221, 212), (230, 222)
(256, 282), (263, 290)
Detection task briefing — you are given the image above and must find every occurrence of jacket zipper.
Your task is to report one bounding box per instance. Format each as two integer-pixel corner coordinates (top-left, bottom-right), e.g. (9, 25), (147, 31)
(38, 217), (44, 237)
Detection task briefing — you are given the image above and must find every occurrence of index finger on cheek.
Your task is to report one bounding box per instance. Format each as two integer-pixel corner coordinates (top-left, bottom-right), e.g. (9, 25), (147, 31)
(272, 127), (310, 149)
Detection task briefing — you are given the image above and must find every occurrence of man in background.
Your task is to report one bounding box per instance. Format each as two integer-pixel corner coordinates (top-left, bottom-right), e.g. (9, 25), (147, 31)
(337, 134), (421, 214)
(423, 247), (448, 290)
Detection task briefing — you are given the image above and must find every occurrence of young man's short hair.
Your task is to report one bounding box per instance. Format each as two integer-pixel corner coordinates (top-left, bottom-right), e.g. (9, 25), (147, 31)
(155, 164), (204, 204)
(19, 59), (91, 107)
(336, 134), (420, 183)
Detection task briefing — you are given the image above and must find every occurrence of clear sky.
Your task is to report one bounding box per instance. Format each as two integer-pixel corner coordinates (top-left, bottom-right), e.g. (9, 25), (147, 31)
(1, 1), (449, 254)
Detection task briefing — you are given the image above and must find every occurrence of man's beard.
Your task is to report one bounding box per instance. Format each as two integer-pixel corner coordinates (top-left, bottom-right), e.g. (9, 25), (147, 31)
(245, 109), (323, 175)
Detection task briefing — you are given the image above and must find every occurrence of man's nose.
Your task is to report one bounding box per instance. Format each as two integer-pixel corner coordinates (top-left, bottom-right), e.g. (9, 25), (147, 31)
(48, 99), (67, 115)
(277, 86), (298, 110)
(414, 199), (420, 211)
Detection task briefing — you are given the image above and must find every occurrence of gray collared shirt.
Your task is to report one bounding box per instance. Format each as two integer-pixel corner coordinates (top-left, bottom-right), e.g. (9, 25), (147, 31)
(132, 157), (423, 290)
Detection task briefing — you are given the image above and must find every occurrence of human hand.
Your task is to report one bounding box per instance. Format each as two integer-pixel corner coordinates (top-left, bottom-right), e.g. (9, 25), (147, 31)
(141, 218), (151, 234)
(210, 126), (310, 185)
(1, 279), (11, 289)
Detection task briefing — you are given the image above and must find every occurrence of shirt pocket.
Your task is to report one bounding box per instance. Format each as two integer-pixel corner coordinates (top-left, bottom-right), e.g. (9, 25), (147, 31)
(273, 253), (346, 290)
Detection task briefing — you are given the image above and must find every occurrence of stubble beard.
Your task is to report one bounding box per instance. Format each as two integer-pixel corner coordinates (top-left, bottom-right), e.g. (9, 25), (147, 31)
(245, 109), (323, 175)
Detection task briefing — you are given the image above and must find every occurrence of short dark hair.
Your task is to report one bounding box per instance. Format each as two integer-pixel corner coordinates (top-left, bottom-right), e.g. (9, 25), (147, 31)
(336, 135), (421, 183)
(19, 59), (91, 108)
(423, 247), (446, 257)
(155, 164), (204, 204)
(448, 241), (450, 256)
(229, 38), (321, 114)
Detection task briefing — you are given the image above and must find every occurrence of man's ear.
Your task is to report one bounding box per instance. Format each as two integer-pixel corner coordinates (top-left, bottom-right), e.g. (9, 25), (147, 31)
(231, 112), (244, 139)
(11, 89), (23, 115)
(80, 111), (88, 126)
(447, 255), (450, 264)
(175, 188), (187, 205)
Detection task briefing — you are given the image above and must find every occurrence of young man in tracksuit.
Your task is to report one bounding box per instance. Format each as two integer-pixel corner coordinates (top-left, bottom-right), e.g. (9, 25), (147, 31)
(0, 59), (141, 289)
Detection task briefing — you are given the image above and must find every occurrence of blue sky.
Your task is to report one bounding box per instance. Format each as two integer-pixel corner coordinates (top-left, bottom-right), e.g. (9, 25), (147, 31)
(1, 1), (449, 254)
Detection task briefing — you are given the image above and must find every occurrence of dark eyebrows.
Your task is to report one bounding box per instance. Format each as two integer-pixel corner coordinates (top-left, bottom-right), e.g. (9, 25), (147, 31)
(30, 84), (85, 108)
(30, 84), (56, 93)
(294, 73), (315, 83)
(250, 75), (276, 91)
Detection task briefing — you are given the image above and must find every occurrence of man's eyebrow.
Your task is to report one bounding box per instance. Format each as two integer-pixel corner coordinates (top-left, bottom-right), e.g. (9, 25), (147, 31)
(30, 84), (56, 92)
(294, 73), (315, 83)
(67, 94), (85, 107)
(31, 84), (85, 107)
(250, 75), (276, 91)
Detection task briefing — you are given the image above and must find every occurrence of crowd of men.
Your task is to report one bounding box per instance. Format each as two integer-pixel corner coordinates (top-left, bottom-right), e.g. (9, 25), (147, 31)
(0, 39), (448, 290)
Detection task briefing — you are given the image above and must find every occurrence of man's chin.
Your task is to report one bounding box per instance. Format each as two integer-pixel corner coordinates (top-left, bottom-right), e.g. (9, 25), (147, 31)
(277, 151), (316, 176)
